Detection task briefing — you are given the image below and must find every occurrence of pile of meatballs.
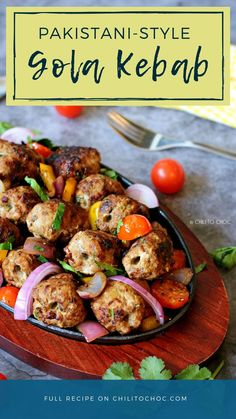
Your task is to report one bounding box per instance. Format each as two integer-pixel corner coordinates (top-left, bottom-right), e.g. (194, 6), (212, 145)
(0, 138), (174, 336)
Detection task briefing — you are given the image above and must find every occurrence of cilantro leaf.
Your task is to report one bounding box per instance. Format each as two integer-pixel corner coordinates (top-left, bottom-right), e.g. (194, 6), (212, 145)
(28, 137), (55, 150)
(195, 262), (207, 274)
(24, 176), (49, 202)
(0, 121), (13, 135)
(0, 235), (15, 250)
(100, 168), (118, 180)
(139, 356), (172, 380)
(116, 220), (123, 234)
(52, 203), (65, 231)
(57, 260), (82, 277)
(103, 362), (135, 380)
(174, 364), (212, 380)
(96, 262), (125, 276)
(211, 246), (236, 270)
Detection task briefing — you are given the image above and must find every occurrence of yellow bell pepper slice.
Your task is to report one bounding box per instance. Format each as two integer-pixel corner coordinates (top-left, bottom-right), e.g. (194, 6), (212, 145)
(140, 315), (160, 332)
(62, 177), (77, 202)
(89, 201), (101, 230)
(81, 276), (93, 284)
(0, 250), (8, 265)
(39, 163), (56, 196)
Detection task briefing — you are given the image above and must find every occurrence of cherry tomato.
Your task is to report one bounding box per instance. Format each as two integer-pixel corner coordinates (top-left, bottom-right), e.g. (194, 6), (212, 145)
(31, 142), (52, 158)
(151, 159), (185, 194)
(118, 214), (152, 241)
(0, 373), (7, 380)
(0, 286), (19, 308)
(172, 250), (186, 271)
(55, 106), (83, 119)
(151, 278), (189, 310)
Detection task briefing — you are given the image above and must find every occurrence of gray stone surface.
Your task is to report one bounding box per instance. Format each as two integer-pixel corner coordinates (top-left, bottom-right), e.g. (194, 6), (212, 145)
(0, 0), (235, 380)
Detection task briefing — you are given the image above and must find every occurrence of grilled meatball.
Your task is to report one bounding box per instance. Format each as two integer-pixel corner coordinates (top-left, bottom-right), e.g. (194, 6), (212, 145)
(26, 199), (89, 242)
(0, 186), (40, 223)
(2, 249), (40, 288)
(0, 217), (21, 245)
(32, 273), (86, 328)
(91, 280), (145, 335)
(47, 146), (100, 181)
(96, 194), (149, 234)
(122, 228), (173, 280)
(64, 230), (120, 275)
(0, 139), (41, 190)
(75, 174), (125, 209)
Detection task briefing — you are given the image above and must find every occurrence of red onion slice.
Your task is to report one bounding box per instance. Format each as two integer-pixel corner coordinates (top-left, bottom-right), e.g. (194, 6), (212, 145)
(109, 275), (164, 325)
(77, 320), (109, 342)
(126, 184), (159, 208)
(23, 237), (56, 259)
(54, 176), (65, 198)
(168, 268), (193, 285)
(14, 262), (62, 320)
(77, 272), (107, 299)
(0, 269), (3, 287)
(1, 127), (35, 144)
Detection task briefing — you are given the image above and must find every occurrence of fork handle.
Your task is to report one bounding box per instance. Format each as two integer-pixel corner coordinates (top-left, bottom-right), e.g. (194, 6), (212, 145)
(190, 141), (236, 161)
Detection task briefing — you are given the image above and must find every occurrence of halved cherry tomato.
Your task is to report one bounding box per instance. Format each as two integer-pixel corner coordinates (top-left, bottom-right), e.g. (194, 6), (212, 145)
(31, 142), (52, 158)
(0, 373), (7, 380)
(0, 286), (19, 308)
(118, 214), (152, 241)
(151, 278), (189, 310)
(55, 106), (83, 119)
(151, 159), (185, 194)
(172, 250), (186, 271)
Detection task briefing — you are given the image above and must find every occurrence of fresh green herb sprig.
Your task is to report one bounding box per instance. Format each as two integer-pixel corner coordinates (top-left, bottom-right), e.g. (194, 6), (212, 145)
(0, 235), (15, 250)
(211, 246), (236, 270)
(52, 203), (65, 231)
(38, 255), (49, 264)
(25, 176), (49, 202)
(57, 260), (82, 278)
(96, 262), (125, 277)
(0, 121), (13, 135)
(116, 220), (123, 235)
(103, 356), (223, 381)
(100, 168), (118, 180)
(27, 136), (55, 150)
(195, 262), (207, 274)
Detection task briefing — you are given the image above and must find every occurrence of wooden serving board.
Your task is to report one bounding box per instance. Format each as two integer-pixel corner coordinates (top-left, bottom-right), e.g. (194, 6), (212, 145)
(0, 205), (229, 379)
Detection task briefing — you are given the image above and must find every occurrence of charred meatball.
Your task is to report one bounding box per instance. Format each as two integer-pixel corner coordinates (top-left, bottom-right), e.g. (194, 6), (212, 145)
(91, 280), (145, 335)
(32, 273), (86, 328)
(47, 146), (100, 181)
(122, 228), (173, 280)
(2, 249), (40, 288)
(26, 199), (89, 242)
(0, 139), (41, 190)
(0, 186), (40, 223)
(96, 194), (149, 234)
(64, 230), (120, 275)
(0, 217), (21, 245)
(76, 174), (125, 209)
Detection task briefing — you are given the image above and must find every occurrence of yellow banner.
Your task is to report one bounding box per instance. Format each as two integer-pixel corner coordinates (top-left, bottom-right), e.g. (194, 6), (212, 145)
(6, 7), (230, 106)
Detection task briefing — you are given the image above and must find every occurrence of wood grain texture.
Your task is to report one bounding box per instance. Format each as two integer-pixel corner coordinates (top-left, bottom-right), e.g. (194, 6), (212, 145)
(0, 204), (229, 379)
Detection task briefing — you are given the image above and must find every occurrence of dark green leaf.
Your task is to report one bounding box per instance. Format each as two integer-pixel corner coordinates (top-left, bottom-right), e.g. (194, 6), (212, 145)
(0, 121), (14, 135)
(57, 260), (82, 277)
(139, 357), (172, 380)
(211, 246), (236, 270)
(52, 203), (65, 231)
(34, 245), (45, 252)
(103, 362), (135, 380)
(0, 235), (15, 250)
(30, 137), (55, 150)
(195, 262), (207, 274)
(174, 364), (212, 380)
(100, 168), (118, 180)
(24, 176), (49, 202)
(38, 255), (48, 263)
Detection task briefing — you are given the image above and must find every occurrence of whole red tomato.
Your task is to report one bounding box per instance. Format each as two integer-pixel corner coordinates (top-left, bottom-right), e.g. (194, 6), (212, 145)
(151, 159), (185, 194)
(55, 106), (83, 119)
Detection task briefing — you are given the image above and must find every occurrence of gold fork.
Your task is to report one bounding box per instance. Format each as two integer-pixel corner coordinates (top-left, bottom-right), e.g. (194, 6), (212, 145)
(108, 111), (236, 161)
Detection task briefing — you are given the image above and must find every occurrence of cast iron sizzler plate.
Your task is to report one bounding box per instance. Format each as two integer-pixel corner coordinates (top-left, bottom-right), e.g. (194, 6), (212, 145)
(0, 166), (196, 345)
